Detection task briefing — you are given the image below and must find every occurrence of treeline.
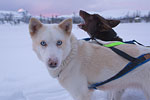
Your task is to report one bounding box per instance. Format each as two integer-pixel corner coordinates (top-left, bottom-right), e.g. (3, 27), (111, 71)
(0, 11), (31, 25)
(0, 11), (150, 25)
(0, 13), (81, 25)
(118, 11), (150, 23)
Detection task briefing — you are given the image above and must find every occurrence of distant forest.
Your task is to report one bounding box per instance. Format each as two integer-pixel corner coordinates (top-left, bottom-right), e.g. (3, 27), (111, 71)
(0, 10), (150, 25)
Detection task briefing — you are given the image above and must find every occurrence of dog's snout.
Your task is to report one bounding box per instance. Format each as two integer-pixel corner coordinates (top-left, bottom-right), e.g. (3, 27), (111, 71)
(79, 10), (85, 16)
(48, 58), (58, 68)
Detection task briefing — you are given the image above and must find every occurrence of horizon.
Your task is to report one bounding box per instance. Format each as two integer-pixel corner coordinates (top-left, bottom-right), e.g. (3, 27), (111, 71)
(1, 9), (150, 18)
(0, 0), (150, 17)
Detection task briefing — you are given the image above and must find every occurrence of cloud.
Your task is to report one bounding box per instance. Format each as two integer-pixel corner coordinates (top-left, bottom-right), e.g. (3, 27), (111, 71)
(0, 0), (150, 16)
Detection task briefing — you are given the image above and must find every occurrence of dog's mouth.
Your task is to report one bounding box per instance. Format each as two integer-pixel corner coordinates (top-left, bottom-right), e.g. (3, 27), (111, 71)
(78, 10), (87, 29)
(78, 23), (85, 29)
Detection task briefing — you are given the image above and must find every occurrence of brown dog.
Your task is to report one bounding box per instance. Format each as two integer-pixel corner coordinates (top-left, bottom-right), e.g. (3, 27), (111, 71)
(78, 10), (123, 41)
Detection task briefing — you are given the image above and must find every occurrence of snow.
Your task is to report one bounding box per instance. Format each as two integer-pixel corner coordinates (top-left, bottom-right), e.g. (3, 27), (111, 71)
(0, 10), (23, 18)
(0, 23), (150, 100)
(58, 14), (76, 18)
(0, 10), (31, 19)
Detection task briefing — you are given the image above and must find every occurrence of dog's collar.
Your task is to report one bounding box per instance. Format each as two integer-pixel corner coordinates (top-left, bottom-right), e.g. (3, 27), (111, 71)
(57, 36), (78, 78)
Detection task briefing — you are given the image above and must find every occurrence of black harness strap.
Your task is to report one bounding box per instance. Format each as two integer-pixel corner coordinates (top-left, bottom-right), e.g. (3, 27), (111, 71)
(109, 47), (137, 62)
(83, 38), (148, 62)
(93, 38), (137, 62)
(89, 53), (150, 89)
(82, 38), (150, 90)
(93, 38), (105, 46)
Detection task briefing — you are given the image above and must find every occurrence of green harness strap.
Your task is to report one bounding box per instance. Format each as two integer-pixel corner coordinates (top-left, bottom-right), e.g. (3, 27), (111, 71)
(103, 42), (125, 47)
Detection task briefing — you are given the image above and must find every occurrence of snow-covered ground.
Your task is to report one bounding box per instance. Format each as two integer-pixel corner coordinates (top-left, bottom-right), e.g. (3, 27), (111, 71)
(0, 23), (150, 100)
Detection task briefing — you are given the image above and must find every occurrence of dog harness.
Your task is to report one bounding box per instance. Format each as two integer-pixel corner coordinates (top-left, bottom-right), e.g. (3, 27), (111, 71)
(82, 38), (150, 89)
(103, 42), (125, 47)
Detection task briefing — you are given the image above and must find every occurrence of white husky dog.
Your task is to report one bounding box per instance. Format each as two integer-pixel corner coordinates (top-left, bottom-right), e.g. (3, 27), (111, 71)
(29, 18), (150, 100)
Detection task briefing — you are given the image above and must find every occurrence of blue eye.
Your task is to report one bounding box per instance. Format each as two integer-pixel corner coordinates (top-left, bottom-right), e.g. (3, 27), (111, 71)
(56, 40), (63, 46)
(40, 41), (47, 46)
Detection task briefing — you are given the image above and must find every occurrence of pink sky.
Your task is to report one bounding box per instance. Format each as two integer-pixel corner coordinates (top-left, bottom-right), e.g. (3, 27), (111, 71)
(1, 0), (150, 16)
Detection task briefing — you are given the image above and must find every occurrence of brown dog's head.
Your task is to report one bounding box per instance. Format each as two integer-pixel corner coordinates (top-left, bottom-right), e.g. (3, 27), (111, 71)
(78, 10), (122, 41)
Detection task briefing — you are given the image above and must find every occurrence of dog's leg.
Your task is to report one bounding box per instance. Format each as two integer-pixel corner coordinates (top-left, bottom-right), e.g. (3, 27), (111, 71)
(107, 89), (125, 100)
(70, 86), (92, 100)
(112, 89), (124, 100)
(107, 91), (114, 100)
(145, 92), (150, 100)
(142, 86), (150, 100)
(76, 91), (92, 100)
(60, 76), (93, 100)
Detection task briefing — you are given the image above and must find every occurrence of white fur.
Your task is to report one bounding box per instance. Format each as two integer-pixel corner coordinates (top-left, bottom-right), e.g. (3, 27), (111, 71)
(29, 18), (150, 100)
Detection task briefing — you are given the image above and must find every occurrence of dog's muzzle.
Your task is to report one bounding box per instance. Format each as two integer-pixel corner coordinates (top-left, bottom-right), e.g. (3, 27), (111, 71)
(47, 58), (58, 68)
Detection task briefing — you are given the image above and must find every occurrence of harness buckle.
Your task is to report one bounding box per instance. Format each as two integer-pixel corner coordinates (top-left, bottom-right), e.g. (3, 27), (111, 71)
(144, 54), (150, 60)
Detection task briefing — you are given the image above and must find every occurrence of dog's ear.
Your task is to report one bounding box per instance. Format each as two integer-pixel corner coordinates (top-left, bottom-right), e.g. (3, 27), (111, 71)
(107, 20), (120, 28)
(29, 18), (43, 36)
(59, 18), (72, 35)
(100, 23), (112, 31)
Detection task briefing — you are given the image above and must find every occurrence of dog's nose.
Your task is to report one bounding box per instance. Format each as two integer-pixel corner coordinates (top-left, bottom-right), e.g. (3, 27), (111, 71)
(48, 58), (58, 68)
